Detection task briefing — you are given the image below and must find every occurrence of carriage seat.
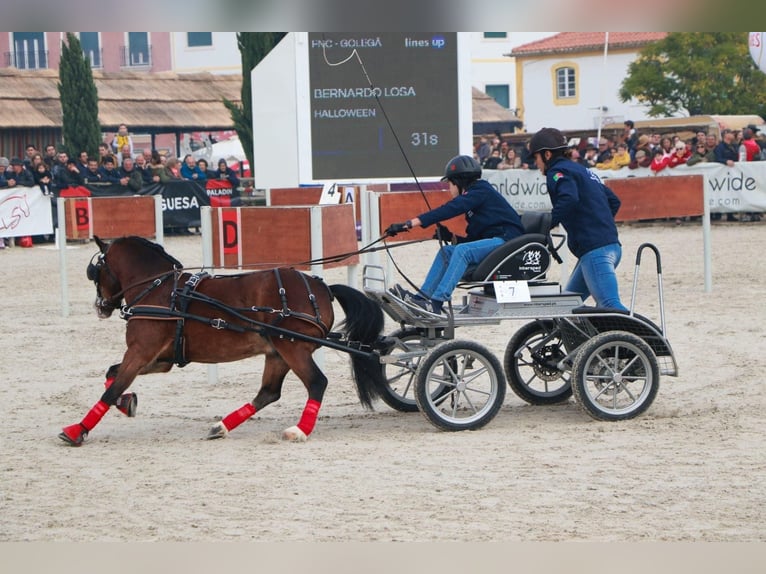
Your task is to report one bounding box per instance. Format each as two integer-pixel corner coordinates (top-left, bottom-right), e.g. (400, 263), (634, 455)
(460, 211), (554, 285)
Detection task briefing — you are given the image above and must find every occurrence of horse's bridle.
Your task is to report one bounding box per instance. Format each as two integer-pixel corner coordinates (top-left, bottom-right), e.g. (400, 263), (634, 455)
(87, 251), (123, 315)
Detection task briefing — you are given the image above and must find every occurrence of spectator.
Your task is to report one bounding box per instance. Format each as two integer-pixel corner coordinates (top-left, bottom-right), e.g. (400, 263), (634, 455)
(117, 143), (133, 166)
(134, 153), (154, 185)
(596, 142), (631, 170)
(98, 142), (111, 164)
(741, 127), (760, 161)
(59, 158), (84, 188)
(0, 157), (10, 188)
(650, 148), (670, 173)
(714, 129), (739, 167)
(23, 144), (38, 169)
(686, 141), (712, 166)
(76, 151), (90, 173)
(98, 156), (122, 184)
(110, 124), (134, 156)
(6, 158), (35, 187)
(214, 158), (240, 188)
(595, 138), (612, 164)
(659, 136), (674, 157)
(82, 158), (103, 183)
(196, 158), (216, 179)
(692, 131), (707, 149)
(180, 154), (207, 181)
(141, 148), (153, 166)
(117, 157), (143, 192)
(43, 144), (58, 169)
(624, 120), (638, 157)
(482, 149), (502, 170)
(634, 134), (652, 159)
(581, 143), (598, 168)
(475, 137), (491, 164)
(33, 162), (53, 195)
(667, 140), (691, 168)
(648, 132), (662, 152)
(162, 156), (182, 182)
(520, 142), (538, 170)
(628, 149), (651, 169)
(497, 147), (522, 170)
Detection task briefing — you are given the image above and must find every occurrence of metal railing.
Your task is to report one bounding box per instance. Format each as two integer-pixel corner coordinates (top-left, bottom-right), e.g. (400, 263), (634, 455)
(119, 45), (152, 67)
(5, 50), (49, 69)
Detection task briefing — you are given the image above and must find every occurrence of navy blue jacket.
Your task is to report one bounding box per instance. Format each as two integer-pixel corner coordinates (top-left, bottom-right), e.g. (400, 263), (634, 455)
(545, 156), (621, 258)
(418, 179), (524, 242)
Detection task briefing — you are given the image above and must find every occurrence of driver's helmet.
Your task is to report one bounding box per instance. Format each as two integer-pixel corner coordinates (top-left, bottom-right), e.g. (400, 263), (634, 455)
(527, 127), (569, 157)
(441, 155), (482, 182)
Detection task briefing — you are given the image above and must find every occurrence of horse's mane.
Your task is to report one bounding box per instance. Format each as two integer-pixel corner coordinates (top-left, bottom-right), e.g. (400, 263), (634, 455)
(114, 236), (184, 269)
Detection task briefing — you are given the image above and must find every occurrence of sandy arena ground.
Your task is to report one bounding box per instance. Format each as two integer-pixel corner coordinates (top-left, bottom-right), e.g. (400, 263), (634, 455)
(1, 220), (764, 542)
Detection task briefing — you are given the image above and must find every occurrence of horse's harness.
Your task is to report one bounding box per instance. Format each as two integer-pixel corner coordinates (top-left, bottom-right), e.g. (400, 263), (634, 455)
(89, 253), (332, 367)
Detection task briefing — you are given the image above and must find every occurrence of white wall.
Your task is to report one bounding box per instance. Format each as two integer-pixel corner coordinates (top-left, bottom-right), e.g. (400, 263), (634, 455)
(520, 49), (656, 133)
(170, 32), (241, 75)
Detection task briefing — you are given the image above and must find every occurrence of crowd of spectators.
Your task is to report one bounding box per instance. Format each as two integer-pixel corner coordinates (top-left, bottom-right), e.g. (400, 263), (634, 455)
(472, 121), (766, 223)
(1, 124), (244, 248)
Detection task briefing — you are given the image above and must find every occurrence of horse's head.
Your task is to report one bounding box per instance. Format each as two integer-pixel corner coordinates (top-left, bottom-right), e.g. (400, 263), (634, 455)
(87, 236), (122, 318)
(86, 235), (184, 319)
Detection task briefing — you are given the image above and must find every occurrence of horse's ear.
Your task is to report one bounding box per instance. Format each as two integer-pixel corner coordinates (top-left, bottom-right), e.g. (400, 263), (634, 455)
(94, 235), (108, 253)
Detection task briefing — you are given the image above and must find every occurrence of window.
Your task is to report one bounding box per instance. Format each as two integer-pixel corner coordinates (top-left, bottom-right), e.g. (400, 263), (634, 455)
(11, 32), (47, 69)
(126, 32), (150, 66)
(187, 32), (213, 47)
(79, 32), (101, 68)
(485, 84), (510, 109)
(556, 67), (576, 99)
(483, 32), (507, 39)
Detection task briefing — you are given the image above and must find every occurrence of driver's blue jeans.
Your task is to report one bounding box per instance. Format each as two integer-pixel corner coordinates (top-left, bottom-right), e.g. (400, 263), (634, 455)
(420, 237), (505, 302)
(566, 243), (627, 310)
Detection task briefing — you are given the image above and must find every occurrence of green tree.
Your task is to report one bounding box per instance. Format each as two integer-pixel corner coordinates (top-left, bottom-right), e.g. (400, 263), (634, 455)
(619, 32), (766, 118)
(57, 32), (101, 158)
(223, 33), (287, 173)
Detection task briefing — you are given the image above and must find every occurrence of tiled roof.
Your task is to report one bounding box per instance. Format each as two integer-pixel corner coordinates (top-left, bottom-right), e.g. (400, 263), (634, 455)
(510, 32), (668, 56)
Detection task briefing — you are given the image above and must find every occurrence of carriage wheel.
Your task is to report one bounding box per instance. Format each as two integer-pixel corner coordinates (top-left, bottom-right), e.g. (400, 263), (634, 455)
(503, 320), (572, 405)
(378, 329), (448, 412)
(570, 331), (660, 421)
(414, 340), (506, 431)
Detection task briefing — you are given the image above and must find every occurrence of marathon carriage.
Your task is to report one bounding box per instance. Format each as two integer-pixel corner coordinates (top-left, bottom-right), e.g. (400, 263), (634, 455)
(364, 211), (679, 431)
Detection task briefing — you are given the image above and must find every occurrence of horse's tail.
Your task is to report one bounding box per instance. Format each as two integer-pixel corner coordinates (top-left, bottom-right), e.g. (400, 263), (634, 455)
(329, 284), (387, 410)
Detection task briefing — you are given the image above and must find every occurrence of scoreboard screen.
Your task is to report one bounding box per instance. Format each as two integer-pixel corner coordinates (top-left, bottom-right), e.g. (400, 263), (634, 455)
(307, 33), (459, 180)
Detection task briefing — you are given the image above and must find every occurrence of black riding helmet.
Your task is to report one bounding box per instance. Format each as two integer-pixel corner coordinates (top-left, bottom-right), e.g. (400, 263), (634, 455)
(441, 154), (482, 190)
(527, 127), (569, 157)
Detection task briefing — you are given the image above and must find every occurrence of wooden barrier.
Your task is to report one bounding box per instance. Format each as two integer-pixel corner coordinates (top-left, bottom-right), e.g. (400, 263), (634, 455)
(606, 174), (704, 222)
(268, 185), (363, 226)
(61, 195), (161, 240)
(206, 203), (359, 270)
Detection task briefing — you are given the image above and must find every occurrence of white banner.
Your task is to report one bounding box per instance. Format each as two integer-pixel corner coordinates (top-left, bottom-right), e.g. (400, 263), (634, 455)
(0, 186), (53, 237)
(484, 161), (766, 213)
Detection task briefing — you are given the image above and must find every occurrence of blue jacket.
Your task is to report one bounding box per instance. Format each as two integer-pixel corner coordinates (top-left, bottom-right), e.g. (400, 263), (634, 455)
(418, 179), (524, 242)
(545, 156), (621, 258)
(180, 163), (207, 182)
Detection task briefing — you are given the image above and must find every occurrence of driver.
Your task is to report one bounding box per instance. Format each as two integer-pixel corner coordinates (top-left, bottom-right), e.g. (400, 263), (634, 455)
(385, 154), (524, 314)
(527, 127), (627, 311)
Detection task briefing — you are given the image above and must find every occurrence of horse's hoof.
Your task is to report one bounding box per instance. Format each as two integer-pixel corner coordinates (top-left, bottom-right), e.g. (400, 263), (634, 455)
(59, 424), (87, 446)
(207, 422), (228, 440)
(282, 426), (308, 442)
(116, 393), (138, 417)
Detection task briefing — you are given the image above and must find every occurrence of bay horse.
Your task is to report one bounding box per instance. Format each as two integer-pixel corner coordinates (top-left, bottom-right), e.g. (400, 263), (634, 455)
(59, 235), (388, 446)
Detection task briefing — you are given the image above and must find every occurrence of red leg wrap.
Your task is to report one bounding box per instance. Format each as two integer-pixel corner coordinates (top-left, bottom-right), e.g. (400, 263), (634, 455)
(104, 377), (115, 389)
(296, 399), (322, 436)
(221, 403), (256, 431)
(60, 423), (87, 445)
(81, 400), (110, 431)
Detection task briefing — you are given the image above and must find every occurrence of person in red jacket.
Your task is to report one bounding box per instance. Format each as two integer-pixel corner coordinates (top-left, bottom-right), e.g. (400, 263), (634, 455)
(650, 148), (670, 173)
(667, 140), (691, 168)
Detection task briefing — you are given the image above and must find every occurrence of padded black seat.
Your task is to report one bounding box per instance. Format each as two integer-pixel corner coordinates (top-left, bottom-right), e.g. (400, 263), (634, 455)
(461, 211), (554, 284)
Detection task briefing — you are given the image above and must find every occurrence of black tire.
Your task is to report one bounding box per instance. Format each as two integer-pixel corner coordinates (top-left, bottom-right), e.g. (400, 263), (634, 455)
(571, 330), (660, 421)
(378, 329), (432, 412)
(414, 340), (506, 431)
(504, 320), (572, 404)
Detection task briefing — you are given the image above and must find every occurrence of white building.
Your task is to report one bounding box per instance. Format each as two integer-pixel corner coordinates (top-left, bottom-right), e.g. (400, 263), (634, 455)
(510, 32), (669, 132)
(469, 32), (554, 115)
(169, 32), (242, 75)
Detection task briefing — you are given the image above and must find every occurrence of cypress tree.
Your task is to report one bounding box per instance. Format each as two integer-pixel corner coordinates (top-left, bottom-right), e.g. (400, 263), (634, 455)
(58, 32), (101, 159)
(223, 33), (286, 172)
